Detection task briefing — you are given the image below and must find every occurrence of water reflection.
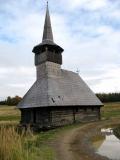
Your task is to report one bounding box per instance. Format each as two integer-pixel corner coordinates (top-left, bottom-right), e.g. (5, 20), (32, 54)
(93, 127), (120, 160)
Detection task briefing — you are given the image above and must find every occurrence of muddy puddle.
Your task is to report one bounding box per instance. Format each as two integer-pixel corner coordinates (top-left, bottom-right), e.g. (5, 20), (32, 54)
(92, 126), (120, 160)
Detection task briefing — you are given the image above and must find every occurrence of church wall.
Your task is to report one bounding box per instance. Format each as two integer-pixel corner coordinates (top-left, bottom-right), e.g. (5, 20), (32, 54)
(20, 108), (51, 128)
(50, 106), (100, 127)
(51, 107), (74, 127)
(74, 106), (100, 123)
(20, 106), (100, 128)
(21, 109), (34, 124)
(35, 108), (51, 128)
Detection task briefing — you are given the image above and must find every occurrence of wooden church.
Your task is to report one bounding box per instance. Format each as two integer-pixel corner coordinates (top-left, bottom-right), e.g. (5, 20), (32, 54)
(17, 3), (103, 128)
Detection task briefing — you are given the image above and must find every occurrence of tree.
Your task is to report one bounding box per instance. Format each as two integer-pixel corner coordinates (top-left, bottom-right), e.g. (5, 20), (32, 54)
(6, 96), (12, 105)
(0, 96), (22, 106)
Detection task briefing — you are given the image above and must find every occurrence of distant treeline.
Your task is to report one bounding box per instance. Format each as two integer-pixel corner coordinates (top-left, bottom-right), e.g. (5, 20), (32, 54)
(0, 96), (22, 106)
(0, 93), (120, 105)
(96, 93), (120, 103)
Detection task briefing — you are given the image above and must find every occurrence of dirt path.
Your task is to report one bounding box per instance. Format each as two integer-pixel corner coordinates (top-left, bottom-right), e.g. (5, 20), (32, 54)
(51, 119), (120, 160)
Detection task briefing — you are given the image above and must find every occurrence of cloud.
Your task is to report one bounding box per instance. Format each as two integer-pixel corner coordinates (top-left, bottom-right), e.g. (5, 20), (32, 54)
(58, 0), (108, 11)
(0, 66), (35, 98)
(0, 0), (120, 99)
(91, 67), (120, 93)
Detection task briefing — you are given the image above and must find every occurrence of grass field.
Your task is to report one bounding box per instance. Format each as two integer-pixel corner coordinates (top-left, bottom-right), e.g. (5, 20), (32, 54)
(101, 102), (120, 119)
(0, 105), (20, 124)
(0, 103), (120, 160)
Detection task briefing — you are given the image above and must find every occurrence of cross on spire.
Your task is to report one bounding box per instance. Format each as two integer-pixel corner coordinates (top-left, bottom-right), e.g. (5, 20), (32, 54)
(42, 1), (54, 42)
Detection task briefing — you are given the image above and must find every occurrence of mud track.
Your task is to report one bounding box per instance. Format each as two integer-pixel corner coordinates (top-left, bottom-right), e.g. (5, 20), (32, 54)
(51, 119), (120, 160)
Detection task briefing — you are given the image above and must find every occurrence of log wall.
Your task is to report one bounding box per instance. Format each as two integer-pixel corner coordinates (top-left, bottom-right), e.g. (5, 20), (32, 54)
(20, 106), (100, 128)
(51, 108), (74, 127)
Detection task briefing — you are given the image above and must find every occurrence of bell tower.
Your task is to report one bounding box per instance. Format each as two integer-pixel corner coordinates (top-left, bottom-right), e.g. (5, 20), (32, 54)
(32, 2), (64, 66)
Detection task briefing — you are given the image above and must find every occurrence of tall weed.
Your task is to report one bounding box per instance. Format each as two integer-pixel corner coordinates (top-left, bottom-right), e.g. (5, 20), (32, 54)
(0, 126), (33, 160)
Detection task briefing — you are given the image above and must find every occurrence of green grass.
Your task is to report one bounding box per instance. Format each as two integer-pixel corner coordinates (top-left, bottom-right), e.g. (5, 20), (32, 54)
(101, 102), (120, 119)
(0, 105), (20, 123)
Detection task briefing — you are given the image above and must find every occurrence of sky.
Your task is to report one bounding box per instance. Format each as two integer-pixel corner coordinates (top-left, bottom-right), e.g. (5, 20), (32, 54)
(0, 0), (120, 100)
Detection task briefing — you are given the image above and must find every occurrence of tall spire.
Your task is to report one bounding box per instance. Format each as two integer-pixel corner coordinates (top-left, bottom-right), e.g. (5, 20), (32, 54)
(42, 2), (54, 42)
(32, 2), (64, 55)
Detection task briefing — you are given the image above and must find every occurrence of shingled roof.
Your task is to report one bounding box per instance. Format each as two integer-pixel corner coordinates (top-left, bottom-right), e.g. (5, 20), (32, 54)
(18, 62), (102, 108)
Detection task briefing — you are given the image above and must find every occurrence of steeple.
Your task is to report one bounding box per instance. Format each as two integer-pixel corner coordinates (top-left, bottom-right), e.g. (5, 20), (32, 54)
(42, 2), (53, 42)
(32, 2), (64, 65)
